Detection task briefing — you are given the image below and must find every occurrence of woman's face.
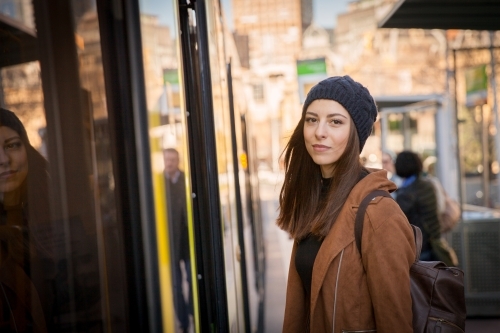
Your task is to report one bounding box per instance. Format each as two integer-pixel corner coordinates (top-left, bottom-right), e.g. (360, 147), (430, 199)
(303, 99), (351, 178)
(0, 126), (28, 194)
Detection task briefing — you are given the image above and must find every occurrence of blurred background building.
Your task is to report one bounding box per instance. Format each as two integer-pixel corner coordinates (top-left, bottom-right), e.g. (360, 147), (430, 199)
(228, 0), (500, 212)
(3, 0), (499, 219)
(2, 0), (499, 246)
(231, 0), (312, 171)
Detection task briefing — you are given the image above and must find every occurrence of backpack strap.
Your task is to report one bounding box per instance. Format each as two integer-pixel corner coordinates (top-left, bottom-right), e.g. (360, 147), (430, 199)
(354, 190), (392, 256)
(411, 224), (423, 262)
(355, 190), (423, 264)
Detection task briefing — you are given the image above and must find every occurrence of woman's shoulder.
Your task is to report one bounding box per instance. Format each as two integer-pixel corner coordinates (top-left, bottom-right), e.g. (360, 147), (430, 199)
(365, 194), (411, 231)
(350, 169), (398, 200)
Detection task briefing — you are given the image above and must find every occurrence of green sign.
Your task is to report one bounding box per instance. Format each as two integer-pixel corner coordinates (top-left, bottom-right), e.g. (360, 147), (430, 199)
(297, 58), (327, 76)
(163, 69), (179, 85)
(465, 65), (487, 107)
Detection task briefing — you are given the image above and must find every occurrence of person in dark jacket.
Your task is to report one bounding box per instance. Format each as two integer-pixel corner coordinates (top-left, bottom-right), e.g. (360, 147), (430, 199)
(164, 147), (192, 333)
(395, 150), (441, 261)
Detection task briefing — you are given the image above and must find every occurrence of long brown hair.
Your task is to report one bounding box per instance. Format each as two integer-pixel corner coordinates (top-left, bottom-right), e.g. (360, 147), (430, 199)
(277, 109), (366, 240)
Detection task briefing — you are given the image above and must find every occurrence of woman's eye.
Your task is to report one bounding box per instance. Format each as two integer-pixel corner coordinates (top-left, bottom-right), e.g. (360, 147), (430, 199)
(305, 117), (317, 123)
(5, 142), (22, 150)
(330, 119), (343, 125)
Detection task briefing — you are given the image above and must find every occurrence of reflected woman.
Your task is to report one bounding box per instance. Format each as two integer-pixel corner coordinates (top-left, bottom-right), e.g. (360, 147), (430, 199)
(0, 108), (51, 333)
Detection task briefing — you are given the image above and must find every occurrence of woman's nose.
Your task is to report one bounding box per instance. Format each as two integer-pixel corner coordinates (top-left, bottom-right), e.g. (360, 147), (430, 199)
(315, 122), (327, 138)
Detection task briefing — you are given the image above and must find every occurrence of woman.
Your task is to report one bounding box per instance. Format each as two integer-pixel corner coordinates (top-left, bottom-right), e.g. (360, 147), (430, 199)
(395, 151), (442, 262)
(0, 108), (51, 333)
(278, 76), (415, 333)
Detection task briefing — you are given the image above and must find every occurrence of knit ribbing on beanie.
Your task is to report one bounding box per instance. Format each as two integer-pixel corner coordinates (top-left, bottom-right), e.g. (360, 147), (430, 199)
(302, 76), (378, 151)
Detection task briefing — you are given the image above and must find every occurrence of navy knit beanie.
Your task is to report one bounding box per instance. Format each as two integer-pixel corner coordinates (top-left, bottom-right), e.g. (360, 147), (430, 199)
(303, 76), (378, 151)
(0, 108), (30, 144)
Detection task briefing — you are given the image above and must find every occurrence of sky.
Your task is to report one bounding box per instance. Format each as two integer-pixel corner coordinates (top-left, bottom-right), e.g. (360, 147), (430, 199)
(220, 0), (352, 29)
(311, 0), (352, 29)
(140, 0), (352, 31)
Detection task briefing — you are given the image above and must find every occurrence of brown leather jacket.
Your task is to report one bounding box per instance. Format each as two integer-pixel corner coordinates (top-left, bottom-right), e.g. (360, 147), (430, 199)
(282, 169), (415, 333)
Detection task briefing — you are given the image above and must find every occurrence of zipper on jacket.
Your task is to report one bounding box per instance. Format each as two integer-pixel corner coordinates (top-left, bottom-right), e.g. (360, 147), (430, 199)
(332, 249), (344, 333)
(429, 317), (465, 333)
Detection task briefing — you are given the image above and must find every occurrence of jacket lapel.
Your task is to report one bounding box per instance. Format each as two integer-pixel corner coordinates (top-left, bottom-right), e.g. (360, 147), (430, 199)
(309, 205), (356, 313)
(307, 169), (397, 320)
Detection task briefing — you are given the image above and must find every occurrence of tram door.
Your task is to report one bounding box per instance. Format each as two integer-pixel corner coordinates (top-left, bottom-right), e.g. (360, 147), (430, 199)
(1, 0), (192, 331)
(130, 0), (250, 331)
(1, 0), (263, 332)
(174, 0), (254, 331)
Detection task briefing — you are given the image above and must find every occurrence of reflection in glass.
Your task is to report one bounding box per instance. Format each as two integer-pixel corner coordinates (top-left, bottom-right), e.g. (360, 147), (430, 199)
(139, 1), (196, 331)
(1, 0), (126, 331)
(163, 148), (193, 332)
(0, 108), (50, 332)
(73, 3), (128, 332)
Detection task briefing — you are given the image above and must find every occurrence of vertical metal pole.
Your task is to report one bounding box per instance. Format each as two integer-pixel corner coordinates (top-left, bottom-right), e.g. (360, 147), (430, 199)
(453, 50), (464, 208)
(403, 113), (411, 150)
(381, 112), (388, 153)
(482, 104), (490, 206)
(443, 35), (460, 201)
(227, 62), (251, 333)
(489, 31), (500, 207)
(442, 34), (462, 198)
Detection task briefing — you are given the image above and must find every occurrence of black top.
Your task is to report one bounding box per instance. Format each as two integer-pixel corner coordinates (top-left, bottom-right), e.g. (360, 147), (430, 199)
(295, 177), (331, 299)
(165, 171), (190, 262)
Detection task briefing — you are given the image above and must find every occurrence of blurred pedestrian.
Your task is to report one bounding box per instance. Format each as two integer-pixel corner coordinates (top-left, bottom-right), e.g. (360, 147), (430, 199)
(395, 151), (441, 262)
(277, 76), (415, 333)
(164, 148), (192, 333)
(382, 150), (402, 198)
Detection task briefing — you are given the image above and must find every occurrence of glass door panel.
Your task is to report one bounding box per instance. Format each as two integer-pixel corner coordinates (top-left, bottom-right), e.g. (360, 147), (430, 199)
(204, 0), (245, 331)
(138, 1), (197, 332)
(0, 0), (128, 331)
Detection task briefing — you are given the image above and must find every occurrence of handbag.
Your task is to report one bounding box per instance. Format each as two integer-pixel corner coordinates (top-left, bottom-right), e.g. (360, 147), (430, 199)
(430, 237), (459, 267)
(440, 193), (461, 233)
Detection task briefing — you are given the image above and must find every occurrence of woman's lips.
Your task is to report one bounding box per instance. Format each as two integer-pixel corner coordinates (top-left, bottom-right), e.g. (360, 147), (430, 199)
(312, 144), (330, 152)
(0, 170), (16, 179)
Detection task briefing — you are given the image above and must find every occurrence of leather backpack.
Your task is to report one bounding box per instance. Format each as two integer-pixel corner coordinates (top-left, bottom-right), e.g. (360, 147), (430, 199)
(355, 190), (466, 332)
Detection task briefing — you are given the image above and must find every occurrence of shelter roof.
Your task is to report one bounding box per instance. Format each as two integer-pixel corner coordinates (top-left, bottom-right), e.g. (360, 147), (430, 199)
(375, 94), (442, 112)
(0, 13), (37, 68)
(379, 0), (500, 31)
